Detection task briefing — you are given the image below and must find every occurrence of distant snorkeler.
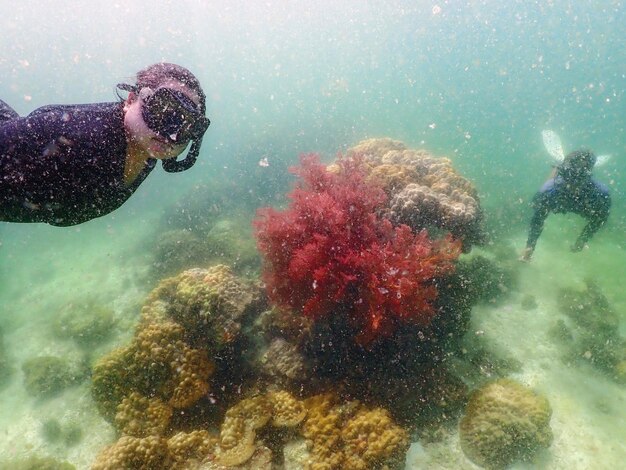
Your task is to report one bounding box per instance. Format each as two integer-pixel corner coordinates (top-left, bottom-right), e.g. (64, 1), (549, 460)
(0, 63), (210, 226)
(520, 148), (611, 262)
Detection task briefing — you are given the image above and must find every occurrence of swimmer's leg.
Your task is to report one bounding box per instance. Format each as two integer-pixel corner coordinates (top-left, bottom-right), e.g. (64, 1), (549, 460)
(0, 99), (19, 123)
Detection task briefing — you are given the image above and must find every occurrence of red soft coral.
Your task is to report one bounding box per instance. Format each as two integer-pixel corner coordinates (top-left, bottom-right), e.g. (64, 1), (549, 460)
(254, 154), (461, 345)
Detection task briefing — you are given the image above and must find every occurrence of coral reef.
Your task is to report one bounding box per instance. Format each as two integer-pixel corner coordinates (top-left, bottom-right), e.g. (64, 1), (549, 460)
(91, 318), (215, 420)
(268, 390), (307, 428)
(167, 430), (218, 468)
(115, 392), (173, 437)
(254, 154), (461, 345)
(459, 379), (553, 469)
(92, 264), (262, 420)
(343, 137), (485, 251)
(87, 141), (504, 470)
(91, 431), (221, 470)
(341, 408), (409, 470)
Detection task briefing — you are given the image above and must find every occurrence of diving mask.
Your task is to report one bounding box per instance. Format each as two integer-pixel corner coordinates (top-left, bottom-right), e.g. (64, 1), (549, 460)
(117, 83), (210, 172)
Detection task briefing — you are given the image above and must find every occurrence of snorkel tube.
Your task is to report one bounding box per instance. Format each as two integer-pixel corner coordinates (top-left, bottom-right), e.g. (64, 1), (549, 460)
(161, 113), (210, 172)
(162, 138), (204, 172)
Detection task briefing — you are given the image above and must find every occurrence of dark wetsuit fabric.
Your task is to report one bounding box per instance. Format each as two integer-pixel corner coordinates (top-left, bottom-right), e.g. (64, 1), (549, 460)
(526, 175), (611, 250)
(0, 100), (156, 226)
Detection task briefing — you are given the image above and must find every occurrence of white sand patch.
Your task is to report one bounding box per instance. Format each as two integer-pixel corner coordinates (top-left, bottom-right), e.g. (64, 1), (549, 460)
(408, 233), (626, 469)
(0, 215), (156, 468)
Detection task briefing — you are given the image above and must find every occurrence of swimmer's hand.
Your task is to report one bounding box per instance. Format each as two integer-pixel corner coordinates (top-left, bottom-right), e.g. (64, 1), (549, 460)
(519, 246), (533, 262)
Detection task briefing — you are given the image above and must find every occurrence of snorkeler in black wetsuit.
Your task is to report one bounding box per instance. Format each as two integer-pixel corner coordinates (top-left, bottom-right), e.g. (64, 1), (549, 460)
(520, 149), (611, 261)
(0, 63), (210, 226)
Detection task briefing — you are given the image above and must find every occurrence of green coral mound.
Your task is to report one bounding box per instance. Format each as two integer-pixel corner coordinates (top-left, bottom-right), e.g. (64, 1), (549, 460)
(0, 455), (75, 470)
(53, 301), (116, 348)
(22, 356), (83, 398)
(459, 379), (552, 469)
(41, 418), (83, 447)
(555, 279), (626, 377)
(0, 327), (13, 387)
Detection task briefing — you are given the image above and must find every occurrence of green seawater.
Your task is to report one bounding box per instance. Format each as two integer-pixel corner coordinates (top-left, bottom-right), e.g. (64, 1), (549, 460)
(1, 1), (624, 468)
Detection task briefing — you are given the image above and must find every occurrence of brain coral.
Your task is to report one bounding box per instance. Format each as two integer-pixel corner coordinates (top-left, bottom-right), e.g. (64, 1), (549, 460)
(459, 379), (553, 469)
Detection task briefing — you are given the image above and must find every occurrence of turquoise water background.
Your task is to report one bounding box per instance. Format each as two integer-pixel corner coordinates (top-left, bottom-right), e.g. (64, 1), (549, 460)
(1, 1), (624, 468)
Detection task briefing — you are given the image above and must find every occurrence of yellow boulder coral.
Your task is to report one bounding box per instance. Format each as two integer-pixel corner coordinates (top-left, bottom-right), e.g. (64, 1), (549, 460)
(92, 435), (171, 470)
(215, 414), (258, 467)
(168, 430), (218, 469)
(115, 392), (173, 437)
(214, 395), (271, 467)
(301, 394), (408, 470)
(268, 390), (307, 428)
(92, 319), (215, 422)
(341, 408), (409, 470)
(459, 379), (553, 469)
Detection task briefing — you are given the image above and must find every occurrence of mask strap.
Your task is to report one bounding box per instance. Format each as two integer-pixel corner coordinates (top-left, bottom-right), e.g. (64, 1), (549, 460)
(115, 83), (139, 101)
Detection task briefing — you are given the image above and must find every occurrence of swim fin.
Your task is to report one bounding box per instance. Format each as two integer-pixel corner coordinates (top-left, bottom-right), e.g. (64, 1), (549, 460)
(541, 129), (565, 163)
(595, 154), (611, 166)
(541, 129), (611, 167)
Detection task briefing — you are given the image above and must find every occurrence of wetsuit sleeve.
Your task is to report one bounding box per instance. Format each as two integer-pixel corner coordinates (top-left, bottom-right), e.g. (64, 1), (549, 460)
(1, 102), (138, 225)
(0, 99), (19, 122)
(526, 191), (551, 250)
